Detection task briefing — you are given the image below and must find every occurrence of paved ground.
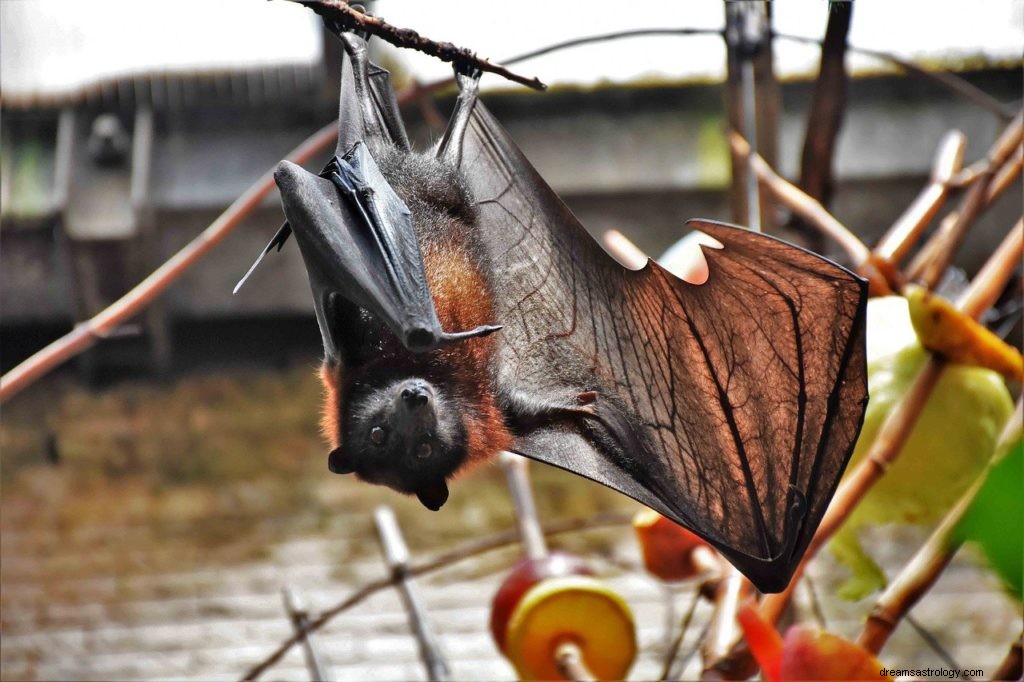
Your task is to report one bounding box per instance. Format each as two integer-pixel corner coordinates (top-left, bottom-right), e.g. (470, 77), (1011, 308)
(2, 370), (1020, 681)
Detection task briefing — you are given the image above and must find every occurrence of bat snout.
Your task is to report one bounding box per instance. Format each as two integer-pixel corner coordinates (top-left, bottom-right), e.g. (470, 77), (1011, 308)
(398, 379), (432, 408)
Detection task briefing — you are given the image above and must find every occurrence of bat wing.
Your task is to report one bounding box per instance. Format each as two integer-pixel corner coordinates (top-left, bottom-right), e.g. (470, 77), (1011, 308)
(461, 103), (868, 592)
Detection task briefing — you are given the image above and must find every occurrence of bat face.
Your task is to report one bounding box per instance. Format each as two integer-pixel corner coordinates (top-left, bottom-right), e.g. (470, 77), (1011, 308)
(328, 373), (467, 510)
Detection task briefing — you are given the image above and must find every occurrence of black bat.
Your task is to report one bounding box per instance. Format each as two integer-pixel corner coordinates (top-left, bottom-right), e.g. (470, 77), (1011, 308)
(237, 31), (868, 593)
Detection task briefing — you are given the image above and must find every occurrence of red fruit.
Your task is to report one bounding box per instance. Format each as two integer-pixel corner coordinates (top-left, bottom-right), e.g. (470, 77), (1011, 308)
(633, 508), (714, 581)
(489, 552), (593, 652)
(737, 603), (783, 682)
(738, 603), (883, 681)
(780, 626), (882, 681)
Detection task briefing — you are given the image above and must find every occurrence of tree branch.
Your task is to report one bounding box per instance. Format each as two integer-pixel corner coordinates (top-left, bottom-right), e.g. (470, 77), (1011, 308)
(286, 0), (546, 90)
(240, 512), (631, 680)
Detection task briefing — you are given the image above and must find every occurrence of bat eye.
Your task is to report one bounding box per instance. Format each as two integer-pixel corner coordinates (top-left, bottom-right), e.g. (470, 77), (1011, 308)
(415, 442), (432, 459)
(370, 426), (386, 445)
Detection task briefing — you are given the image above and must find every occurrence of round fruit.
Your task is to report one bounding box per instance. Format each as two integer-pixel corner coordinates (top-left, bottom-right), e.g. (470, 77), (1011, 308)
(489, 552), (594, 653)
(831, 296), (1014, 598)
(633, 508), (712, 581)
(505, 574), (637, 681)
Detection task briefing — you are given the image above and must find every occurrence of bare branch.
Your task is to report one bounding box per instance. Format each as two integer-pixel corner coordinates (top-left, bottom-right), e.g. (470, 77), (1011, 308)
(774, 32), (1016, 121)
(728, 131), (871, 267)
(286, 0), (546, 90)
(873, 130), (966, 266)
(240, 512), (631, 680)
(907, 112), (1023, 287)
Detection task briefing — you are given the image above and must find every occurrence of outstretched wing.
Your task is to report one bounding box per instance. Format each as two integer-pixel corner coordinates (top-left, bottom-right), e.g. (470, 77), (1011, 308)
(461, 103), (868, 592)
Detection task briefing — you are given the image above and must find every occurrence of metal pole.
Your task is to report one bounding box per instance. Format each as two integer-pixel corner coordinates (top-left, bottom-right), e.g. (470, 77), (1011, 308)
(281, 585), (333, 682)
(374, 506), (452, 681)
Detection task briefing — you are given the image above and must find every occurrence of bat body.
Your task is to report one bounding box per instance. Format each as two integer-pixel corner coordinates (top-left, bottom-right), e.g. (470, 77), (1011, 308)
(238, 30), (869, 592)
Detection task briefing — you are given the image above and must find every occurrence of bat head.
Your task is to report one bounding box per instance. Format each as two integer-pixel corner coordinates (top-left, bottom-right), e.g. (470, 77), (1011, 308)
(328, 375), (467, 511)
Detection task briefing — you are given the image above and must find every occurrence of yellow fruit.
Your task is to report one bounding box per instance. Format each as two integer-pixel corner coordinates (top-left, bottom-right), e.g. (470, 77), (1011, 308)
(831, 296), (1014, 599)
(505, 575), (637, 681)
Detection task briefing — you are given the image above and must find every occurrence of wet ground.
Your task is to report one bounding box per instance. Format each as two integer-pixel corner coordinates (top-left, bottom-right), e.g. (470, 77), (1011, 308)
(2, 365), (1020, 680)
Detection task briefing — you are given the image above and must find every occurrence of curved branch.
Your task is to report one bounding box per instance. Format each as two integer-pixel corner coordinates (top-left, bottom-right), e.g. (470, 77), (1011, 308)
(240, 512), (632, 680)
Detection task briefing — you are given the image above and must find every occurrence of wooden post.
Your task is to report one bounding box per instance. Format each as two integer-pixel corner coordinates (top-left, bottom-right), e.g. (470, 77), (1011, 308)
(499, 452), (597, 682)
(723, 1), (776, 232)
(281, 585), (333, 682)
(374, 506), (452, 681)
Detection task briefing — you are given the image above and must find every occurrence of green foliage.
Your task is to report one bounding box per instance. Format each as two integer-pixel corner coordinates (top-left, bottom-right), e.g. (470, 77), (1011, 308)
(955, 439), (1024, 601)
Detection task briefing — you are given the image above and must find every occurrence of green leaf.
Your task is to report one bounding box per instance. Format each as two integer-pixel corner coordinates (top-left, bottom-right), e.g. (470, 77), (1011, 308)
(954, 440), (1023, 600)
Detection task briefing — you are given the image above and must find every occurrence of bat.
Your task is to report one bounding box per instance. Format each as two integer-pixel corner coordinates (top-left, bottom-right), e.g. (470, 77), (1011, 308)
(237, 31), (869, 593)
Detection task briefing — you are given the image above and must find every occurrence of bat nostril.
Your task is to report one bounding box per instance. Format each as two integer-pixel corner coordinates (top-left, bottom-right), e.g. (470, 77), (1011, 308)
(401, 385), (430, 406)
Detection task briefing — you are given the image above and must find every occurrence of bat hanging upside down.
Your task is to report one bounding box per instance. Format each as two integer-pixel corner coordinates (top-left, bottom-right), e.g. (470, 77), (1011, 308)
(236, 29), (869, 592)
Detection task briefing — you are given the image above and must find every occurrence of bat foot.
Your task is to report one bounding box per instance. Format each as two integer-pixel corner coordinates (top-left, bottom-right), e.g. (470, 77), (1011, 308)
(433, 324), (503, 348)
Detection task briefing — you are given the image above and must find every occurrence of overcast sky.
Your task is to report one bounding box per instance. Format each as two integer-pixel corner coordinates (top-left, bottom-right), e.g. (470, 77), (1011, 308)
(2, 0), (1021, 102)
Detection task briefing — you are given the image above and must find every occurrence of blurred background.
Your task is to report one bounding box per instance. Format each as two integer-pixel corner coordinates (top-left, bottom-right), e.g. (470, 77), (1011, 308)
(1, 1), (1022, 680)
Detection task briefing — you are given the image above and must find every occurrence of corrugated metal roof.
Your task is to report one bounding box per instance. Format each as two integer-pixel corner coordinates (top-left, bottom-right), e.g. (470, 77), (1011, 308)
(0, 0), (324, 108)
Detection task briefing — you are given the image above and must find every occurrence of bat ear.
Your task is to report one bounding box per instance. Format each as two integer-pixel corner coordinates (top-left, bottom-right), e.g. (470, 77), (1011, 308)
(416, 480), (449, 511)
(327, 447), (355, 475)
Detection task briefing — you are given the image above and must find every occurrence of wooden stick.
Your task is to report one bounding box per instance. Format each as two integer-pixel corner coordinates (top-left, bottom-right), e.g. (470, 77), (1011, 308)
(240, 512), (632, 680)
(907, 113), (1023, 286)
(857, 398), (1022, 654)
(281, 586), (334, 682)
(286, 0), (545, 90)
(374, 506), (451, 681)
(729, 131), (871, 268)
(794, 0), (851, 214)
(0, 121), (338, 404)
(555, 641), (597, 682)
(873, 130), (966, 265)
(602, 230), (649, 270)
(701, 565), (757, 680)
(500, 452), (548, 561)
(993, 633), (1023, 682)
(498, 452), (601, 681)
(957, 221), (1024, 320)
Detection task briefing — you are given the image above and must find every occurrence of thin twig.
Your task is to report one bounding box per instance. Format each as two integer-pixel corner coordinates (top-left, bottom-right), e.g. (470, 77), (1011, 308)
(873, 130), (966, 265)
(907, 112), (1023, 286)
(286, 0), (545, 90)
(240, 512), (631, 680)
(774, 32), (1016, 121)
(0, 122), (338, 404)
(659, 587), (703, 681)
(906, 616), (966, 676)
(728, 131), (872, 267)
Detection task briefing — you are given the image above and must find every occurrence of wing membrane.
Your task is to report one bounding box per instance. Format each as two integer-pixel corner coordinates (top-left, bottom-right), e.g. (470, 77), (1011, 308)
(461, 103), (868, 592)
